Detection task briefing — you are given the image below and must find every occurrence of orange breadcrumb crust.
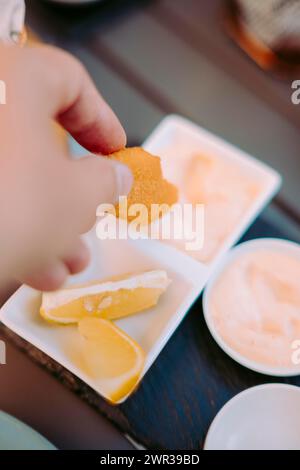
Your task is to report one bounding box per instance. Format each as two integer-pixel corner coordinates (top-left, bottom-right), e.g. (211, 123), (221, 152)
(110, 147), (178, 223)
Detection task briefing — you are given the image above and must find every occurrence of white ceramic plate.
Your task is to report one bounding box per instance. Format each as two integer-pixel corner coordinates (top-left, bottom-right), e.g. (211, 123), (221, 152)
(204, 384), (300, 450)
(144, 115), (281, 271)
(203, 238), (300, 376)
(0, 115), (281, 402)
(0, 237), (207, 403)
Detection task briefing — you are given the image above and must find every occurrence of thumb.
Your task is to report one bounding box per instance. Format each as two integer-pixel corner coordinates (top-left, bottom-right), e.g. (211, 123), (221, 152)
(70, 155), (133, 233)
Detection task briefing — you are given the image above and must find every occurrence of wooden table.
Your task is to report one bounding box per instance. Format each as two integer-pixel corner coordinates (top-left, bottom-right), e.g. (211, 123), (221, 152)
(0, 0), (299, 450)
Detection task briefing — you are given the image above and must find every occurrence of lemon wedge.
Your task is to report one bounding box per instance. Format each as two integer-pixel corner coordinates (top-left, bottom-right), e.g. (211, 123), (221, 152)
(78, 317), (145, 403)
(40, 270), (171, 324)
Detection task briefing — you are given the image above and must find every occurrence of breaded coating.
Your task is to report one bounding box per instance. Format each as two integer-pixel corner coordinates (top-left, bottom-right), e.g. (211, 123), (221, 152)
(110, 147), (178, 223)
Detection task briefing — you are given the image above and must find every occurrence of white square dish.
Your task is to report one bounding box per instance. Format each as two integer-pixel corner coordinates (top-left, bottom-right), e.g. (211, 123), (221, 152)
(0, 235), (208, 403)
(144, 115), (282, 270)
(0, 115), (281, 403)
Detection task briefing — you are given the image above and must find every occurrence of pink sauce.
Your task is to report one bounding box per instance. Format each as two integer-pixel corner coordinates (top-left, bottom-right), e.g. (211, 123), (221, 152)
(184, 153), (259, 262)
(210, 250), (300, 367)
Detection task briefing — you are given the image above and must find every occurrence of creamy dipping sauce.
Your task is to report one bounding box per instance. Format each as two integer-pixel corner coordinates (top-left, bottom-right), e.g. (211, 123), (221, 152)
(184, 153), (259, 262)
(210, 250), (300, 367)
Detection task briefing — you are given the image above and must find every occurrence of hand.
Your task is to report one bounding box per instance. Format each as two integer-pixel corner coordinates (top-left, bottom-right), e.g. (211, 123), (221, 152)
(0, 44), (132, 291)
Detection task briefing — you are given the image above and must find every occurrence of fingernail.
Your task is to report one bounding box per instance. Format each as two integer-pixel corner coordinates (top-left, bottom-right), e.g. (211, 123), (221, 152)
(111, 160), (133, 200)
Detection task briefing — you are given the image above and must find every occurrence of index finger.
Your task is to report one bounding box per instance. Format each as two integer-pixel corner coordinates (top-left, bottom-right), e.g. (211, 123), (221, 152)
(31, 45), (127, 154)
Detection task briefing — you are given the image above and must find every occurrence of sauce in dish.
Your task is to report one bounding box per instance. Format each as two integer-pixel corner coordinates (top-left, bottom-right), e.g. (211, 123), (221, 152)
(184, 153), (259, 262)
(210, 249), (300, 367)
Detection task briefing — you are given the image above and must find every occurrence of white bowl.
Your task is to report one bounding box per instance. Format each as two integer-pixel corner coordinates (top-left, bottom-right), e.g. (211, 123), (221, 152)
(203, 238), (300, 376)
(204, 384), (300, 450)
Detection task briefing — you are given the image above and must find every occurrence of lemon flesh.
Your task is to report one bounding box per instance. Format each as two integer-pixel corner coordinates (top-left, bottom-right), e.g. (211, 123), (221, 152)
(40, 270), (170, 324)
(78, 317), (145, 403)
